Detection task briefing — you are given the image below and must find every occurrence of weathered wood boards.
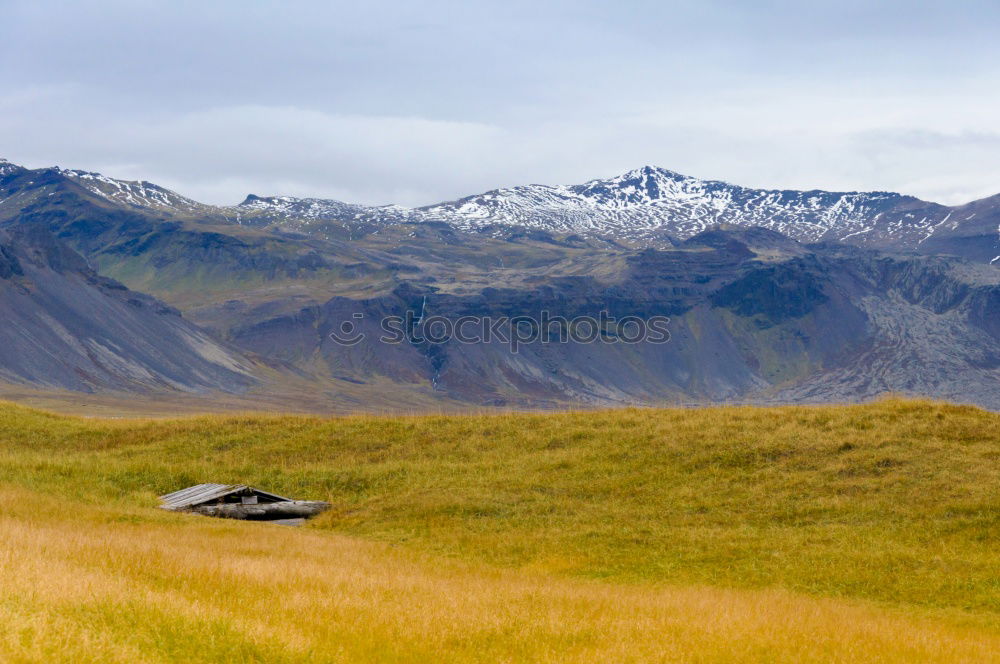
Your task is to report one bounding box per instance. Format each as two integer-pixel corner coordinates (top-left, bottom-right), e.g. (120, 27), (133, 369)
(191, 500), (331, 520)
(160, 484), (331, 523)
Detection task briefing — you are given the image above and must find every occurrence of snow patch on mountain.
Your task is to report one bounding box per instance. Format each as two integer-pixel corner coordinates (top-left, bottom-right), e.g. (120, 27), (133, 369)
(238, 166), (962, 250)
(60, 169), (206, 213)
(9, 158), (990, 260)
(0, 159), (22, 178)
(410, 166), (948, 246)
(238, 194), (374, 221)
(233, 194), (411, 234)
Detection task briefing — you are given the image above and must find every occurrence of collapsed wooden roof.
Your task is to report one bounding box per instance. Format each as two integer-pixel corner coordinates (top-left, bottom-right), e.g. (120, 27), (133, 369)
(159, 483), (292, 511)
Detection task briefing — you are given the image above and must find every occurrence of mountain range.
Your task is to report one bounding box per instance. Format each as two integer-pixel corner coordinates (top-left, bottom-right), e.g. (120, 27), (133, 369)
(1, 157), (998, 411)
(232, 165), (1000, 264)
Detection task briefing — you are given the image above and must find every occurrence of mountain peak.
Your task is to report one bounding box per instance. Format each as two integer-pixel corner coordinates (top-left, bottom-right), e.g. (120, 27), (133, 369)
(239, 194), (342, 207)
(238, 194), (323, 209)
(53, 167), (204, 211)
(235, 193), (370, 223)
(623, 164), (687, 178)
(568, 165), (706, 207)
(404, 165), (963, 251)
(597, 165), (694, 188)
(0, 158), (25, 177)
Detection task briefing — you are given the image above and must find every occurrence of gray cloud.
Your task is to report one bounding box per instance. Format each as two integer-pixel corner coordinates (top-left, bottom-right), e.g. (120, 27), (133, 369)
(2, 0), (1000, 206)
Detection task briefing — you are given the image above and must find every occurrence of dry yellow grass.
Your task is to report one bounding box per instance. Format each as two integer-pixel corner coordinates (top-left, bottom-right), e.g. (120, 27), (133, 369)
(2, 487), (999, 664)
(2, 398), (1000, 661)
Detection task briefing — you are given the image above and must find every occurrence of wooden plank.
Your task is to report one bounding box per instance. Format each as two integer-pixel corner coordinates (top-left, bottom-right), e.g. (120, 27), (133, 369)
(190, 500), (331, 520)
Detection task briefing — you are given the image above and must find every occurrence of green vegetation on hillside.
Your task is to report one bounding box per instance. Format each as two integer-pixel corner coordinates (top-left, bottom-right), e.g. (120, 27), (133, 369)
(2, 399), (999, 622)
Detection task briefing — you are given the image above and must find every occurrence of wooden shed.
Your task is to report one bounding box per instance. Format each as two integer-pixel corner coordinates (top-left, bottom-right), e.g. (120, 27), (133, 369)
(160, 483), (330, 525)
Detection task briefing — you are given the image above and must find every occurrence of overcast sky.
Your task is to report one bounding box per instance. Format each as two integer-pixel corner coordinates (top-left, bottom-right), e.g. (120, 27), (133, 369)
(3, 0), (1000, 206)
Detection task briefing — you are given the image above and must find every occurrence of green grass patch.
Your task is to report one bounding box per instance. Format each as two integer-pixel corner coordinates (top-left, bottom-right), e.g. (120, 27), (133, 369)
(1, 398), (999, 620)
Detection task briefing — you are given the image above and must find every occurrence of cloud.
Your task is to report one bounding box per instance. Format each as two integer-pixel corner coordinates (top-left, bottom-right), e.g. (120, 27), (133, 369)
(852, 128), (1000, 151)
(125, 106), (510, 205)
(848, 129), (1000, 204)
(2, 1), (1000, 206)
(5, 97), (1000, 207)
(0, 103), (511, 205)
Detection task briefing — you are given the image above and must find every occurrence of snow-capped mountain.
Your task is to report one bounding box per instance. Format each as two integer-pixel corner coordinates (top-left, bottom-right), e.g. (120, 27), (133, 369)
(235, 166), (996, 258)
(59, 168), (209, 214)
(235, 194), (403, 224)
(2, 156), (1000, 409)
(414, 166), (943, 245)
(0, 159), (22, 178)
(3, 158), (997, 262)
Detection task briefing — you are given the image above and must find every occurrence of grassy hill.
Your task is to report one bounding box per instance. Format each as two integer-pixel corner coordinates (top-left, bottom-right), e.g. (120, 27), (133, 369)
(2, 399), (1000, 662)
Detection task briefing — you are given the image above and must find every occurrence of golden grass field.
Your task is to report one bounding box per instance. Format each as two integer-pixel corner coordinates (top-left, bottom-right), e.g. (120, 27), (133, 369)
(1, 398), (999, 662)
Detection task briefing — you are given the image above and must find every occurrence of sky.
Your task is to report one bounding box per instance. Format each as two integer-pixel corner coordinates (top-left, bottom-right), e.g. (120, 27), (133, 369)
(2, 0), (1000, 207)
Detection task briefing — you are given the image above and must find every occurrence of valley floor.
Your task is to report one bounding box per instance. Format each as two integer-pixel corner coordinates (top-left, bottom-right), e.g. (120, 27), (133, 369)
(1, 399), (999, 662)
(0, 381), (478, 419)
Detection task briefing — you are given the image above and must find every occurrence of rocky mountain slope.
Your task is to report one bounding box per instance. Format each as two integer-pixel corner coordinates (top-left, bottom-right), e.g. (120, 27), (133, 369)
(0, 223), (257, 393)
(215, 230), (1000, 409)
(1, 157), (998, 410)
